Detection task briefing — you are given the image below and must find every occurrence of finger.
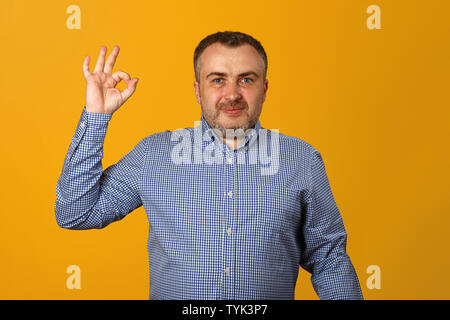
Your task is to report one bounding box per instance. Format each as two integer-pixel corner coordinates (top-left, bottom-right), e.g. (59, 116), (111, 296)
(104, 45), (120, 74)
(111, 70), (131, 84)
(120, 78), (139, 102)
(83, 56), (92, 80)
(93, 46), (107, 73)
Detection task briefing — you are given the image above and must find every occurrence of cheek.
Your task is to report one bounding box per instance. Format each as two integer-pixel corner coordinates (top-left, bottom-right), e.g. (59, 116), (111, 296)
(201, 89), (221, 106)
(243, 93), (260, 108)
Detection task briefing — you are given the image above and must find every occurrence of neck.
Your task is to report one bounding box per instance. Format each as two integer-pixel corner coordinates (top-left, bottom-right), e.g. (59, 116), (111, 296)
(221, 135), (245, 150)
(210, 127), (248, 151)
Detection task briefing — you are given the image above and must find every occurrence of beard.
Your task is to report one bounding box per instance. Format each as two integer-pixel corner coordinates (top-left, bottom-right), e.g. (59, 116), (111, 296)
(201, 100), (259, 140)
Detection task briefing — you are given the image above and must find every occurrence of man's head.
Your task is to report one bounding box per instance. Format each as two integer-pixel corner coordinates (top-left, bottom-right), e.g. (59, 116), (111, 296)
(193, 31), (268, 135)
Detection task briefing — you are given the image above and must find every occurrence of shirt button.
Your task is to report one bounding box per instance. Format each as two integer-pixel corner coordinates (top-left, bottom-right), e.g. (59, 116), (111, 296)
(227, 157), (233, 164)
(226, 228), (232, 235)
(80, 122), (86, 128)
(224, 267), (230, 274)
(227, 191), (233, 198)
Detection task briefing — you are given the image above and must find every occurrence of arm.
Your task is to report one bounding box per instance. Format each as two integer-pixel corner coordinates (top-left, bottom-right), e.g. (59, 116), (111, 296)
(54, 106), (148, 230)
(299, 149), (363, 300)
(55, 45), (141, 229)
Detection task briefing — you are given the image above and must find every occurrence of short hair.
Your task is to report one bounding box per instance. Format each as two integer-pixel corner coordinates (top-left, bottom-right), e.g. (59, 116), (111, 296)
(193, 31), (268, 82)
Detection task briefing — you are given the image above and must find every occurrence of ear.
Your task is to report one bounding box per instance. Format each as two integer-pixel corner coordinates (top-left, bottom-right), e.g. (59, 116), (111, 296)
(262, 78), (268, 103)
(193, 81), (201, 104)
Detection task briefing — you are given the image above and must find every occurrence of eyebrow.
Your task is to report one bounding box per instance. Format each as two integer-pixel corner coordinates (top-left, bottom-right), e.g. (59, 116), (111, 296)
(206, 71), (260, 79)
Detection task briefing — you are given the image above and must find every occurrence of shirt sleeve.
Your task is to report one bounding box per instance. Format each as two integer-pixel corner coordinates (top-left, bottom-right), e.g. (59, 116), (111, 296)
(54, 106), (148, 230)
(299, 149), (364, 300)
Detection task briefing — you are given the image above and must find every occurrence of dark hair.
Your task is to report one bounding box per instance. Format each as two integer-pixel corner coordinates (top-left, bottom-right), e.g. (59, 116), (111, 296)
(193, 31), (267, 82)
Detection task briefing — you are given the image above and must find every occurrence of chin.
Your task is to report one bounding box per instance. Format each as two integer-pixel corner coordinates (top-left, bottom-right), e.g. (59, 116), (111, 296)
(218, 119), (248, 131)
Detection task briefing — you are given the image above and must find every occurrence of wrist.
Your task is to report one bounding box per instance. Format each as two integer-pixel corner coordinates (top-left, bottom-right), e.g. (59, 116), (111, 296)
(85, 107), (112, 114)
(83, 106), (113, 122)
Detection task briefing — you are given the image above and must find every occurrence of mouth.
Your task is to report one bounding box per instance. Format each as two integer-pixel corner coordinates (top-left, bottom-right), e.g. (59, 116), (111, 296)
(221, 107), (244, 116)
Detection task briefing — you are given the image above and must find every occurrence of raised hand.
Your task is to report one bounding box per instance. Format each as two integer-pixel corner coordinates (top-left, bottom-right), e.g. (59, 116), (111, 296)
(83, 45), (139, 114)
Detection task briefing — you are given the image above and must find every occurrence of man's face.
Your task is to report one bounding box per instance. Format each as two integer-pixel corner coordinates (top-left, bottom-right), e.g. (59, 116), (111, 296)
(193, 43), (268, 134)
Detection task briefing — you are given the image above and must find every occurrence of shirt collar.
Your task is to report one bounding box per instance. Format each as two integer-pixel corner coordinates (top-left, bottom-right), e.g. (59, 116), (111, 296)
(199, 112), (262, 152)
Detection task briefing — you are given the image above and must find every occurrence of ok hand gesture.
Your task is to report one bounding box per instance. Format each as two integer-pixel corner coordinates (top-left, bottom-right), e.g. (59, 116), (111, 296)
(83, 45), (139, 114)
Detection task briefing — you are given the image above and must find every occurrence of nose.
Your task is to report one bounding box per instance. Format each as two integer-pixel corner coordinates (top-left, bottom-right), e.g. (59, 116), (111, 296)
(223, 82), (242, 103)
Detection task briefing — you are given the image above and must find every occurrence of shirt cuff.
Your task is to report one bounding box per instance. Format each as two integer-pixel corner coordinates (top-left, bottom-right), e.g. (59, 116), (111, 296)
(80, 106), (113, 141)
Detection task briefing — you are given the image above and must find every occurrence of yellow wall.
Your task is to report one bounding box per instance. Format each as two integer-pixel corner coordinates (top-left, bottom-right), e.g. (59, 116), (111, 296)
(1, 0), (449, 299)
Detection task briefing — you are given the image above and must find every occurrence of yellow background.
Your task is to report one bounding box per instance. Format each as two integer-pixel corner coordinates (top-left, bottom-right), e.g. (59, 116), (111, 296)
(1, 0), (449, 299)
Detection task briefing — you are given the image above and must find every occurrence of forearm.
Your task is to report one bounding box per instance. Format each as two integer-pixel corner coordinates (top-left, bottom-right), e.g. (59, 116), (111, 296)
(55, 106), (112, 230)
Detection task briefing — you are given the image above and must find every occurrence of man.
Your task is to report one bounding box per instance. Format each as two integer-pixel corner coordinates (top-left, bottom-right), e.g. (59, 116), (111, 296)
(55, 31), (363, 300)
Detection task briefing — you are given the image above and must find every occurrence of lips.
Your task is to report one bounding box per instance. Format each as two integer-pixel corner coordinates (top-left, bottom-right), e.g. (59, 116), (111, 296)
(222, 107), (243, 111)
(221, 107), (244, 116)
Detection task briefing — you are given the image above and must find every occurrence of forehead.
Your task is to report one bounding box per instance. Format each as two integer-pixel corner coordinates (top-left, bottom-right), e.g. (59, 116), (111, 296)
(199, 43), (264, 77)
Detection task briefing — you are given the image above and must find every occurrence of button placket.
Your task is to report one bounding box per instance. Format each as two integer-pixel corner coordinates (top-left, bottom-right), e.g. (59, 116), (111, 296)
(223, 148), (236, 299)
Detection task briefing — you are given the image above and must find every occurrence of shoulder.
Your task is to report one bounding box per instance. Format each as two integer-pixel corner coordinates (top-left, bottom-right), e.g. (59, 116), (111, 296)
(140, 127), (197, 160)
(144, 129), (173, 144)
(275, 131), (326, 177)
(139, 130), (174, 156)
(274, 130), (320, 158)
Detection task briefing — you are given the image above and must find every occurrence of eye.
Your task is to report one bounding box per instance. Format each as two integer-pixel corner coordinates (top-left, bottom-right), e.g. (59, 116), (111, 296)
(213, 78), (223, 83)
(241, 78), (253, 83)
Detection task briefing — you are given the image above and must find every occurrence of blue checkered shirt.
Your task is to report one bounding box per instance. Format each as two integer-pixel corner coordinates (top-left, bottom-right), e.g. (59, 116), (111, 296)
(55, 106), (363, 300)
